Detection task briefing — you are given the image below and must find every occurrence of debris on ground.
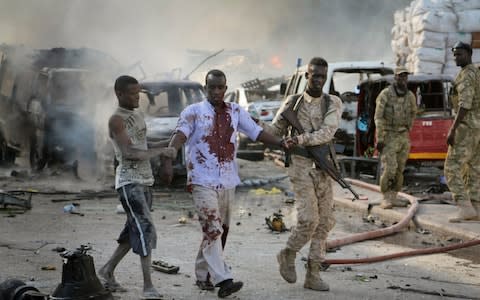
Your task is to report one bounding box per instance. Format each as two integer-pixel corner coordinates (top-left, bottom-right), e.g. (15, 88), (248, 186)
(63, 203), (84, 216)
(41, 265), (56, 271)
(152, 260), (180, 274)
(116, 204), (125, 214)
(354, 273), (371, 282)
(0, 190), (32, 209)
(52, 246), (66, 253)
(265, 212), (288, 232)
(252, 187), (282, 195)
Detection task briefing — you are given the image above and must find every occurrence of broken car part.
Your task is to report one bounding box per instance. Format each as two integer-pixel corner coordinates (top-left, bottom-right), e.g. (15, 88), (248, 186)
(50, 245), (113, 300)
(152, 260), (180, 274)
(0, 278), (46, 300)
(265, 212), (288, 232)
(0, 190), (32, 209)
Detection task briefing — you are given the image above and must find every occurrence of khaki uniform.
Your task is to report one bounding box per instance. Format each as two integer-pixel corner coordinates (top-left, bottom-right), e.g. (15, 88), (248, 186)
(266, 92), (342, 263)
(444, 64), (480, 205)
(374, 85), (416, 200)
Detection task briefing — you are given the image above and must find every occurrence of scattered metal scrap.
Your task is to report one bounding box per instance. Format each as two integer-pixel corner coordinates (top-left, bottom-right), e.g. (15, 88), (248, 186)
(0, 278), (47, 300)
(51, 245), (113, 300)
(387, 285), (480, 300)
(238, 175), (288, 188)
(152, 259), (180, 274)
(265, 212), (288, 232)
(0, 190), (32, 209)
(51, 190), (117, 202)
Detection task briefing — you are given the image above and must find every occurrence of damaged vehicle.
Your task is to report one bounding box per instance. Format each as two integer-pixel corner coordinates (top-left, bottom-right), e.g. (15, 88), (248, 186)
(0, 45), (120, 171)
(354, 73), (454, 182)
(139, 80), (205, 184)
(225, 80), (283, 160)
(29, 68), (100, 170)
(281, 61), (394, 155)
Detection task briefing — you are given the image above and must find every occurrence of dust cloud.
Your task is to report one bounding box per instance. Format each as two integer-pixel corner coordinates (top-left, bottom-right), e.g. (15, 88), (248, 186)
(0, 0), (411, 181)
(1, 0), (412, 84)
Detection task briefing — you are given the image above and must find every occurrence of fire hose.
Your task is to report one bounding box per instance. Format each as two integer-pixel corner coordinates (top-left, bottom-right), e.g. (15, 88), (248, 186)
(323, 178), (480, 266)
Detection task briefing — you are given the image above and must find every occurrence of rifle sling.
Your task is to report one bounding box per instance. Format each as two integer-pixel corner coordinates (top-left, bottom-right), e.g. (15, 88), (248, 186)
(288, 92), (334, 164)
(290, 146), (312, 158)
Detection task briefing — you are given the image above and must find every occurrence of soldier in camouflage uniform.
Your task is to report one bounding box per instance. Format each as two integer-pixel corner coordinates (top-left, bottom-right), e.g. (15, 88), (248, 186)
(444, 42), (480, 222)
(374, 66), (417, 209)
(262, 57), (342, 291)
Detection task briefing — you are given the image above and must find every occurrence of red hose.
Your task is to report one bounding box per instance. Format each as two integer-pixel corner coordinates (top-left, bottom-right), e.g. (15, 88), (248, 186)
(325, 239), (480, 265)
(327, 179), (419, 249)
(324, 178), (480, 265)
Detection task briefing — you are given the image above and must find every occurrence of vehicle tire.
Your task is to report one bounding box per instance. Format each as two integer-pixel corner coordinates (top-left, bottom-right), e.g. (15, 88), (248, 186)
(236, 149), (265, 161)
(237, 134), (248, 150)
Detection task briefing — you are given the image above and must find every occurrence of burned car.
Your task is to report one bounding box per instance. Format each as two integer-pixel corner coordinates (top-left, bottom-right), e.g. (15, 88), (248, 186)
(350, 74), (454, 182)
(139, 80), (205, 184)
(356, 73), (454, 160)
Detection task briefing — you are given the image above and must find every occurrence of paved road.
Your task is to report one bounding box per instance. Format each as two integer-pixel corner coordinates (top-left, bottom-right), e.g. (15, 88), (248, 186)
(0, 159), (479, 299)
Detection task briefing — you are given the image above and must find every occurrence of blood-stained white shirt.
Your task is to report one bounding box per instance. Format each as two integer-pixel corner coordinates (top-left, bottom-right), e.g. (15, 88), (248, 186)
(175, 100), (262, 189)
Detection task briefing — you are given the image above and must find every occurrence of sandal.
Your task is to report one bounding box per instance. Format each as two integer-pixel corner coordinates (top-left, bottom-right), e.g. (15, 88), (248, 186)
(98, 274), (127, 293)
(152, 259), (180, 274)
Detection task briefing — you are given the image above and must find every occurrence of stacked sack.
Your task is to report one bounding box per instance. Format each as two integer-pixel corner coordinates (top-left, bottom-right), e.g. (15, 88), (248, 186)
(392, 0), (480, 76)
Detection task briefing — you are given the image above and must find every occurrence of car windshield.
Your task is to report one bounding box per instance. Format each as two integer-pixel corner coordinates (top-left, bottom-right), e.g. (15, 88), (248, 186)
(140, 85), (205, 117)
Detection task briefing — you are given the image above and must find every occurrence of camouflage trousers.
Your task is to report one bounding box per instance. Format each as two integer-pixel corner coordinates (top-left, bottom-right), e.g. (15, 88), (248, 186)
(379, 131), (410, 193)
(192, 185), (233, 285)
(444, 125), (480, 204)
(286, 156), (335, 263)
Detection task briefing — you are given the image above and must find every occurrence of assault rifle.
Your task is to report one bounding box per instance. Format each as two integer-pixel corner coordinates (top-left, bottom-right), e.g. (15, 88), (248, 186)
(281, 108), (359, 201)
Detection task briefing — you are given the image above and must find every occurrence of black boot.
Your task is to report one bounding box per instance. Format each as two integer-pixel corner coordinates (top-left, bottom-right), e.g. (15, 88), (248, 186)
(217, 279), (243, 298)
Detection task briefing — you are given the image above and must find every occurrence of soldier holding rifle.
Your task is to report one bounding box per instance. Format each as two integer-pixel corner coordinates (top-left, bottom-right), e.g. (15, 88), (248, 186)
(262, 57), (343, 291)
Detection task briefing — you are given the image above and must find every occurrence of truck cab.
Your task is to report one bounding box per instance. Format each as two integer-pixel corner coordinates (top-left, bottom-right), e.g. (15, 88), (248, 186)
(282, 61), (394, 155)
(356, 74), (454, 161)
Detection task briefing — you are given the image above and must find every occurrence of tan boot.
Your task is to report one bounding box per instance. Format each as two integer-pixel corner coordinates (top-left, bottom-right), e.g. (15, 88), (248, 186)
(472, 202), (480, 221)
(449, 200), (478, 223)
(304, 260), (329, 291)
(391, 192), (409, 207)
(276, 248), (296, 283)
(379, 191), (393, 209)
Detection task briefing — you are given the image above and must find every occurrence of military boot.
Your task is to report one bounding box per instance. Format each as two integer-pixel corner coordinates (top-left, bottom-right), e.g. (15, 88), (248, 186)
(276, 248), (296, 283)
(304, 260), (329, 291)
(449, 200), (478, 223)
(379, 191), (393, 209)
(391, 192), (409, 207)
(472, 201), (480, 221)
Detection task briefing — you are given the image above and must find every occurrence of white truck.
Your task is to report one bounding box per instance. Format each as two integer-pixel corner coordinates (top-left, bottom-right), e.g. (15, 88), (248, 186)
(280, 60), (394, 155)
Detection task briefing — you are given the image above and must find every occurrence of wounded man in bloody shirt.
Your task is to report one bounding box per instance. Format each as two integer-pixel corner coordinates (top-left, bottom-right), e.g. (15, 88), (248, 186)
(161, 69), (290, 298)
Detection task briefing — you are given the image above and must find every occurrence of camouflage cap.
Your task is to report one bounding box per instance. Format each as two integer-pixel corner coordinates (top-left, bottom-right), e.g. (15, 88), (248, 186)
(452, 41), (472, 52)
(394, 66), (410, 75)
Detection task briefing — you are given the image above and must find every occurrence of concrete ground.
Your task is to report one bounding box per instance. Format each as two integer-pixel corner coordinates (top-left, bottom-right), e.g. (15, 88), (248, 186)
(0, 158), (479, 300)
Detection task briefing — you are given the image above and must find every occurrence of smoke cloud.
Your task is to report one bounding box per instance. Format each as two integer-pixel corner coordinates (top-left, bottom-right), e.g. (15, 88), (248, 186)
(1, 0), (412, 84)
(0, 0), (412, 179)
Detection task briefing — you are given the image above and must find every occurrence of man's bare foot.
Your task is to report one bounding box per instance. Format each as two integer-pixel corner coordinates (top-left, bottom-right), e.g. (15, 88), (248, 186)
(141, 287), (162, 299)
(98, 267), (128, 292)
